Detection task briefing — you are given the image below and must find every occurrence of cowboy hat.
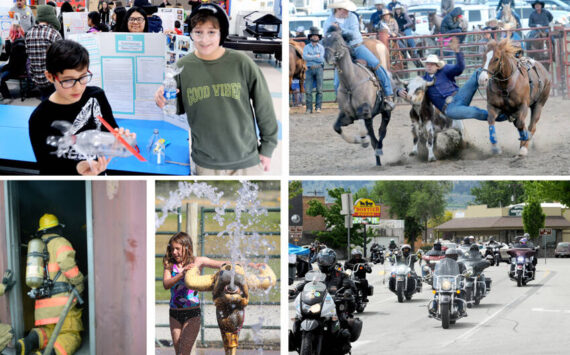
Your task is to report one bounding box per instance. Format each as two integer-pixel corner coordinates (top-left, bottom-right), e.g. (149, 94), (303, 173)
(485, 19), (500, 28)
(374, 0), (384, 5)
(381, 8), (393, 16)
(393, 4), (404, 10)
(531, 0), (545, 8)
(422, 54), (445, 68)
(328, 0), (357, 12)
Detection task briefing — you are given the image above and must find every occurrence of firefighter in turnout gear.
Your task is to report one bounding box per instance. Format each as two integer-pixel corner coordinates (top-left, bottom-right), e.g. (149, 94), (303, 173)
(16, 214), (85, 355)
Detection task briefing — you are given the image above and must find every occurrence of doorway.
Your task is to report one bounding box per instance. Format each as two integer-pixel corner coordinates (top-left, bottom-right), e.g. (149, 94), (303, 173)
(4, 181), (92, 354)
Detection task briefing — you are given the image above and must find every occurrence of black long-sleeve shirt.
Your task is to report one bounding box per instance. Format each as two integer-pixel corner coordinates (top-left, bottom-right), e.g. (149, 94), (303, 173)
(29, 86), (118, 175)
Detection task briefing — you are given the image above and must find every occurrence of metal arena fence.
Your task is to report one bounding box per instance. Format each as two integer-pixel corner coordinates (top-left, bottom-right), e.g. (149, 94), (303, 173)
(155, 206), (280, 347)
(293, 25), (570, 104)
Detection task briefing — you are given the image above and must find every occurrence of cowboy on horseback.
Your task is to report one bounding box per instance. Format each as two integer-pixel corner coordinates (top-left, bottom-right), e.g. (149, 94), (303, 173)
(496, 0), (521, 27)
(396, 37), (507, 122)
(303, 26), (325, 114)
(528, 0), (553, 39)
(324, 0), (396, 110)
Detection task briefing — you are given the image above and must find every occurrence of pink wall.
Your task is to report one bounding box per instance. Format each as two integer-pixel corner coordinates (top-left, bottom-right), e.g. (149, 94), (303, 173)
(92, 181), (146, 355)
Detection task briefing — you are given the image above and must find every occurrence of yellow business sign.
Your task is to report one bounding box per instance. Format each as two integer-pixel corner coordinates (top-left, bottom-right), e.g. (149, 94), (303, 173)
(353, 198), (381, 217)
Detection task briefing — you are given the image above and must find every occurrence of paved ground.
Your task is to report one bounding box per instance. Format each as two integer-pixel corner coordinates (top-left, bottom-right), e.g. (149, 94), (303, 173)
(289, 258), (570, 354)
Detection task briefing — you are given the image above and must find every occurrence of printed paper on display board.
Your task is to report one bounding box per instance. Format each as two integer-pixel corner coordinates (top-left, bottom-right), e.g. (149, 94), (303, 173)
(165, 34), (193, 65)
(63, 12), (89, 39)
(67, 32), (190, 128)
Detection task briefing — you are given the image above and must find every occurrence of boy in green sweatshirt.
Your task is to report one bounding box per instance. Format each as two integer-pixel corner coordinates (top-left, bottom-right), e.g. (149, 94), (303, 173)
(155, 3), (278, 175)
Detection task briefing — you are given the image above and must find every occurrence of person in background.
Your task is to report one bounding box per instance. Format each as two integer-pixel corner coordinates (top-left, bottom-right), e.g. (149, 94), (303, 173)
(386, 0), (402, 12)
(302, 26), (325, 114)
(58, 1), (75, 37)
(25, 5), (62, 101)
(87, 11), (107, 32)
(120, 7), (149, 33)
(112, 6), (127, 32)
(10, 0), (35, 33)
(99, 0), (111, 26)
(393, 4), (417, 57)
(370, 0), (385, 30)
(174, 20), (183, 35)
(134, 0), (163, 32)
(0, 22), (27, 102)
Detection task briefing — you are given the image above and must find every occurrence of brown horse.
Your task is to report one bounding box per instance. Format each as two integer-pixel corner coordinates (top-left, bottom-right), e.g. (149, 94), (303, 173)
(478, 39), (551, 156)
(289, 40), (306, 97)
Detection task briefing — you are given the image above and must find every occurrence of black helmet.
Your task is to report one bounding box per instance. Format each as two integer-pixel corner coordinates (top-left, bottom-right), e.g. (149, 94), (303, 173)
(308, 26), (322, 39)
(445, 248), (459, 261)
(188, 3), (229, 45)
(463, 237), (471, 245)
(317, 248), (337, 273)
(434, 241), (442, 251)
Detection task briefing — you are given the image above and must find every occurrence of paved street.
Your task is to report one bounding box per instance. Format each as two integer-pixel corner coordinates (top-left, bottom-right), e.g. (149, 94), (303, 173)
(289, 258), (570, 354)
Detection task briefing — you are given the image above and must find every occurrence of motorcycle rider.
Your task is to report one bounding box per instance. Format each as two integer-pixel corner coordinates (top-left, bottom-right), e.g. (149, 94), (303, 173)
(388, 239), (398, 251)
(426, 240), (445, 256)
(344, 249), (372, 302)
(291, 248), (358, 352)
(428, 248), (467, 317)
(390, 244), (421, 292)
(514, 236), (538, 272)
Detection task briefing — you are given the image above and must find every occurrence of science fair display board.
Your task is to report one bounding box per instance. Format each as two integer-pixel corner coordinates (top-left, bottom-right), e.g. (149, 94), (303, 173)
(69, 32), (189, 130)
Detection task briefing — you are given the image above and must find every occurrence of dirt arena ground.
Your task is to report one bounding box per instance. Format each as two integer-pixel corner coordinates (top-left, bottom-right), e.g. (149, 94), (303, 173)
(289, 96), (570, 176)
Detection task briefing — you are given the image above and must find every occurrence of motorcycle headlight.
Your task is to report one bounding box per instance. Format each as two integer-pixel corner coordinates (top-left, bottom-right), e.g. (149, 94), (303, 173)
(442, 280), (452, 291)
(517, 256), (525, 263)
(397, 265), (407, 274)
(309, 304), (321, 314)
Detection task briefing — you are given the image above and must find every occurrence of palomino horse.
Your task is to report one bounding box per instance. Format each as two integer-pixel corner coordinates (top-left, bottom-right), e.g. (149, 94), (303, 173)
(289, 40), (306, 100)
(478, 39), (551, 155)
(322, 26), (392, 166)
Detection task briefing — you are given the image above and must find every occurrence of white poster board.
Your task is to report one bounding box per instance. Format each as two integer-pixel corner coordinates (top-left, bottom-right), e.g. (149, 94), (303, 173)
(157, 8), (185, 32)
(67, 32), (189, 129)
(0, 14), (11, 42)
(63, 12), (89, 39)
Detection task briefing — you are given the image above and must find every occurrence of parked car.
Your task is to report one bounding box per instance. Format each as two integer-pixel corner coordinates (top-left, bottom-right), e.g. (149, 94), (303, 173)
(289, 16), (327, 36)
(554, 242), (570, 257)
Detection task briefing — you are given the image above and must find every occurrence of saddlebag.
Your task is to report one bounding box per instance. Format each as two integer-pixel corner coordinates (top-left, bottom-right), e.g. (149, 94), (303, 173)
(485, 277), (492, 291)
(367, 285), (374, 296)
(347, 318), (363, 342)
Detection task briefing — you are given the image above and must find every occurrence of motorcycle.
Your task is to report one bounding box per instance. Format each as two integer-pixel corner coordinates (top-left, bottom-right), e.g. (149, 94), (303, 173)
(459, 255), (491, 307)
(484, 243), (504, 266)
(388, 258), (422, 302)
(345, 263), (373, 313)
(507, 248), (537, 287)
(421, 252), (446, 286)
(290, 271), (362, 355)
(387, 249), (399, 266)
(370, 246), (385, 265)
(429, 258), (467, 329)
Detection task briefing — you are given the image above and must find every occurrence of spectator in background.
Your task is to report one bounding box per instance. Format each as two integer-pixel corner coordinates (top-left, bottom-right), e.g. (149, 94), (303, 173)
(369, 0), (385, 30)
(87, 11), (109, 32)
(378, 8), (398, 36)
(174, 20), (183, 35)
(99, 1), (111, 26)
(386, 0), (402, 12)
(441, 7), (466, 42)
(529, 1), (553, 32)
(302, 26), (325, 114)
(121, 7), (149, 32)
(0, 22), (27, 101)
(133, 0), (163, 32)
(112, 6), (127, 31)
(393, 4), (417, 56)
(10, 0), (35, 33)
(25, 5), (62, 100)
(58, 1), (75, 37)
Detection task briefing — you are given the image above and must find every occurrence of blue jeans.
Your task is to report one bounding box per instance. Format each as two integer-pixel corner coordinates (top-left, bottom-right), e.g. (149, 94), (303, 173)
(305, 66), (323, 110)
(402, 28), (416, 51)
(0, 70), (11, 98)
(445, 69), (488, 121)
(353, 44), (393, 96)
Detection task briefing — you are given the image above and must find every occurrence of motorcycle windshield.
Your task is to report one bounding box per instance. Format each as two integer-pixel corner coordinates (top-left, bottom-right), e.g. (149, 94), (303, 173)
(434, 258), (460, 277)
(301, 279), (327, 305)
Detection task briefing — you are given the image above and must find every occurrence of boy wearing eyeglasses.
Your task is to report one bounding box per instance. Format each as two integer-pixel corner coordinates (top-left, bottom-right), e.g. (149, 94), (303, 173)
(154, 3), (278, 175)
(28, 40), (135, 175)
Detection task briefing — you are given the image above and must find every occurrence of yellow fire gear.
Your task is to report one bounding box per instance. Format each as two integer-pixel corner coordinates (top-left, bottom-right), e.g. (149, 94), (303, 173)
(0, 283), (5, 296)
(0, 323), (12, 351)
(32, 233), (84, 355)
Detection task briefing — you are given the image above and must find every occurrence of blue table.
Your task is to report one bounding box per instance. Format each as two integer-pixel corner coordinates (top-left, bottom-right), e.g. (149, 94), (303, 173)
(0, 105), (191, 175)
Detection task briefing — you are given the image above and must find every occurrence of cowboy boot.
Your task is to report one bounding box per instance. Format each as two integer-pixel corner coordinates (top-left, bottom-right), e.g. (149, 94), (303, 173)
(384, 96), (396, 111)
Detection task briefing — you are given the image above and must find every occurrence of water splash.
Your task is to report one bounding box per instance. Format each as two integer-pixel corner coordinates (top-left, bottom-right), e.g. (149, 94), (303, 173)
(156, 180), (277, 352)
